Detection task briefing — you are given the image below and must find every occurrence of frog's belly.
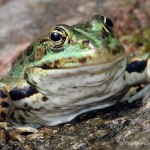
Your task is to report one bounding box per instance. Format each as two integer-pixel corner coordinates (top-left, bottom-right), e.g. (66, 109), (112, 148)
(32, 90), (127, 126)
(12, 87), (127, 127)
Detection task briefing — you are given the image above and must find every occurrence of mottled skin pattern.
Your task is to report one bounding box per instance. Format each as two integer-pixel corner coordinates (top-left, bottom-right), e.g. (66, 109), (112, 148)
(0, 15), (150, 142)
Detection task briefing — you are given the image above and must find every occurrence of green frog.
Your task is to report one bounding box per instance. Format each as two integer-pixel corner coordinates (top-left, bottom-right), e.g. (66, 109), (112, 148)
(0, 15), (150, 143)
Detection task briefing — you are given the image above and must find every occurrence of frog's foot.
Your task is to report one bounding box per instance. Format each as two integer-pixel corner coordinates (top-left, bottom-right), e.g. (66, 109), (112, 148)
(7, 126), (38, 143)
(128, 84), (150, 103)
(0, 123), (38, 144)
(0, 126), (6, 145)
(0, 122), (9, 145)
(120, 85), (143, 102)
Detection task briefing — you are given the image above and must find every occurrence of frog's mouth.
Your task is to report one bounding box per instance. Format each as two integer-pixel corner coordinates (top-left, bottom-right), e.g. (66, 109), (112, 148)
(25, 53), (126, 87)
(36, 53), (125, 70)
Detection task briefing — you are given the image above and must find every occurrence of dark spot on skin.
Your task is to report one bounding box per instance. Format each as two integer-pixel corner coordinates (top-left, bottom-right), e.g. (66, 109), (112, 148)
(126, 60), (147, 73)
(32, 101), (36, 104)
(51, 48), (65, 53)
(54, 60), (60, 68)
(9, 85), (39, 101)
(34, 106), (44, 111)
(112, 49), (118, 55)
(0, 90), (7, 98)
(18, 114), (26, 124)
(23, 110), (30, 117)
(41, 60), (62, 69)
(90, 73), (95, 76)
(34, 47), (46, 61)
(115, 76), (119, 82)
(123, 75), (126, 81)
(82, 40), (90, 45)
(41, 56), (89, 69)
(33, 108), (41, 111)
(38, 38), (49, 44)
(78, 57), (87, 63)
(24, 103), (28, 108)
(0, 102), (9, 108)
(53, 106), (60, 109)
(26, 44), (34, 56)
(106, 72), (109, 78)
(41, 63), (52, 69)
(19, 60), (24, 65)
(42, 96), (48, 102)
(72, 87), (77, 89)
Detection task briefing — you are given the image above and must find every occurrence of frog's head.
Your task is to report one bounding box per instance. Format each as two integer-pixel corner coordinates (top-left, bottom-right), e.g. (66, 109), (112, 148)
(26, 15), (125, 69)
(23, 15), (126, 109)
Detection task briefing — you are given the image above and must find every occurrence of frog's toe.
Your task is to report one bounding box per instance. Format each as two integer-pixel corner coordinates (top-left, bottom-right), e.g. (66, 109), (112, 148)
(128, 84), (150, 103)
(13, 126), (44, 141)
(12, 126), (38, 134)
(0, 122), (25, 143)
(26, 132), (44, 141)
(0, 123), (39, 144)
(7, 126), (38, 143)
(0, 127), (6, 145)
(121, 86), (142, 102)
(6, 127), (25, 143)
(0, 122), (9, 145)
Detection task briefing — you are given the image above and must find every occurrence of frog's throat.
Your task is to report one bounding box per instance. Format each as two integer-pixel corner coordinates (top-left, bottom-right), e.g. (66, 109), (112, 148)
(25, 54), (126, 100)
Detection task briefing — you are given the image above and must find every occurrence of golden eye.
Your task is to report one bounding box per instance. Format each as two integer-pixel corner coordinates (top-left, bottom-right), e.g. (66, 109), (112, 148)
(50, 27), (68, 47)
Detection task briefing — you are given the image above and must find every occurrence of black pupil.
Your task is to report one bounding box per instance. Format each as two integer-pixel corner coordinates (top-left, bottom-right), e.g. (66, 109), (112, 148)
(106, 18), (113, 27)
(51, 32), (62, 41)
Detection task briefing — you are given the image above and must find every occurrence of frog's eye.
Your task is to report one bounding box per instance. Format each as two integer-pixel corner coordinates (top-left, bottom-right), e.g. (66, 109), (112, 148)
(101, 16), (114, 33)
(51, 32), (63, 42)
(50, 27), (68, 48)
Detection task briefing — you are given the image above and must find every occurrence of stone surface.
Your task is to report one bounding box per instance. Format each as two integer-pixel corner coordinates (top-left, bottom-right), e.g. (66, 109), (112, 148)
(0, 0), (149, 149)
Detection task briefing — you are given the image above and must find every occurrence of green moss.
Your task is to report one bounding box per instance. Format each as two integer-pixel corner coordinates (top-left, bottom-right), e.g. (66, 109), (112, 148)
(121, 27), (150, 59)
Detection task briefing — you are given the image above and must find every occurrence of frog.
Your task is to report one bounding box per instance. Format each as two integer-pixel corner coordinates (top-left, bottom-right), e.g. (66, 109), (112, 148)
(0, 15), (150, 143)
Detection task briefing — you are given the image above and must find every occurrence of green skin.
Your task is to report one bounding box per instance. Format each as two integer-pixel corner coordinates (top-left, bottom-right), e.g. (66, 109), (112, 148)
(0, 15), (149, 135)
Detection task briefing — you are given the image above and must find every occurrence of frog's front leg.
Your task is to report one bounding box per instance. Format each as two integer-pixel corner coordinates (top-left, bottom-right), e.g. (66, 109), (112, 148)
(0, 79), (38, 144)
(127, 59), (150, 103)
(0, 88), (13, 122)
(0, 84), (14, 144)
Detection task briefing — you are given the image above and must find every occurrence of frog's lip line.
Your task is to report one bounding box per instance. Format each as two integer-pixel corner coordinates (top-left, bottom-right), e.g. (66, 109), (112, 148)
(34, 53), (125, 70)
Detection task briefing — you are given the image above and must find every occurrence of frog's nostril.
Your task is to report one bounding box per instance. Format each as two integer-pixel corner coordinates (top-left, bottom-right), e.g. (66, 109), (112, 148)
(82, 40), (90, 45)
